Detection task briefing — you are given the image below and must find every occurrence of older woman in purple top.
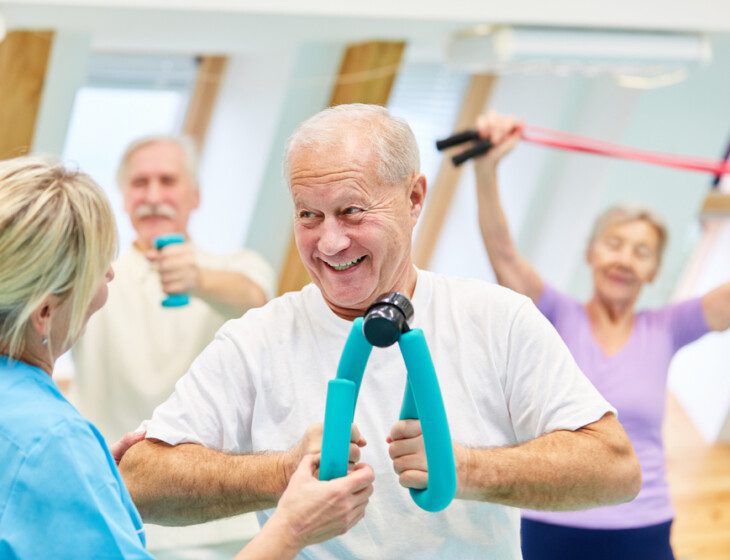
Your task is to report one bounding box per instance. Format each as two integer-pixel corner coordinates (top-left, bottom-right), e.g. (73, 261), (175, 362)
(472, 112), (730, 560)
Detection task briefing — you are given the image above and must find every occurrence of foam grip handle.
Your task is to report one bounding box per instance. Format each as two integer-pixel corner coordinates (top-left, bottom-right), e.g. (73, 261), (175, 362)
(153, 234), (189, 307)
(335, 317), (373, 402)
(398, 329), (456, 512)
(435, 129), (480, 151)
(452, 139), (493, 166)
(319, 379), (357, 481)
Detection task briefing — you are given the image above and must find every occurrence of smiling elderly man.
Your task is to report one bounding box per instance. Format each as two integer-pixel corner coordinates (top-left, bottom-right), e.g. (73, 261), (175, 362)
(70, 135), (275, 550)
(120, 105), (640, 559)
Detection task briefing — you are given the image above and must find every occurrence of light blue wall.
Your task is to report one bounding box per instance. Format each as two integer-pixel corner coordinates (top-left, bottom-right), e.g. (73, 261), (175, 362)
(244, 42), (345, 275)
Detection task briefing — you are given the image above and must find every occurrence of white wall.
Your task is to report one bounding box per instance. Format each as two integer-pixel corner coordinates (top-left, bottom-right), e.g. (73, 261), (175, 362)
(193, 49), (296, 253)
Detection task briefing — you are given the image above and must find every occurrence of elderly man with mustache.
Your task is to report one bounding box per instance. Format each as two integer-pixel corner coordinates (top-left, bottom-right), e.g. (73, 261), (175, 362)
(70, 135), (275, 551)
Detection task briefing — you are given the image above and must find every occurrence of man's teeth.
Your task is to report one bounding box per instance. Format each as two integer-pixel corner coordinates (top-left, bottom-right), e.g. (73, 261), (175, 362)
(329, 256), (365, 271)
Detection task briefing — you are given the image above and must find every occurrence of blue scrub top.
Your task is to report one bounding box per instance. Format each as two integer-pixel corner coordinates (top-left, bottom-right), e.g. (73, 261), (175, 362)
(0, 356), (153, 559)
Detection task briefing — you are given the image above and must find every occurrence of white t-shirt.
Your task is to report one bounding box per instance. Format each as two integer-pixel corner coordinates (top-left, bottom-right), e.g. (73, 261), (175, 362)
(71, 244), (274, 550)
(145, 269), (614, 559)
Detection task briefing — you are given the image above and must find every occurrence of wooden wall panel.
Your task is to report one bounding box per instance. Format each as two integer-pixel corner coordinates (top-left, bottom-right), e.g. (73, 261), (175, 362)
(0, 31), (54, 159)
(412, 73), (497, 269)
(666, 393), (730, 559)
(277, 41), (405, 296)
(182, 55), (228, 150)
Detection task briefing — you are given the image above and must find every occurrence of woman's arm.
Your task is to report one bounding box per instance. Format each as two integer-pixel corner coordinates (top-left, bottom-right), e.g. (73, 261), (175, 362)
(235, 455), (374, 560)
(473, 112), (544, 304)
(701, 281), (730, 332)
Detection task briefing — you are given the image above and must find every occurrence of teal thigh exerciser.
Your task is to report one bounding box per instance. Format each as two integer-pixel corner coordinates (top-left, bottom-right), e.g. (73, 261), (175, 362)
(154, 234), (189, 307)
(319, 293), (456, 512)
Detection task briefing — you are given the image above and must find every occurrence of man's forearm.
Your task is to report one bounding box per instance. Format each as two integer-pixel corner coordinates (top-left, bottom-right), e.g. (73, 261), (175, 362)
(196, 268), (267, 315)
(119, 440), (289, 525)
(456, 414), (641, 511)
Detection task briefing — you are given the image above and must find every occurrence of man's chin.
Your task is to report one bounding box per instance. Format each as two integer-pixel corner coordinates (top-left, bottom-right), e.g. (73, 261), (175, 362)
(321, 288), (372, 314)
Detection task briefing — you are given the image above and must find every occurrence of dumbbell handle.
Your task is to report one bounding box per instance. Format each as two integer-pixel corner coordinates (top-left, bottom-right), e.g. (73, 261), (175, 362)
(154, 234), (189, 308)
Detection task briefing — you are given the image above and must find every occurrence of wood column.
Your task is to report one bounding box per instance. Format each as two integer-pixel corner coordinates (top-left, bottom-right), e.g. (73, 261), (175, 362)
(182, 55), (228, 150)
(413, 73), (497, 269)
(277, 41), (405, 296)
(0, 31), (54, 159)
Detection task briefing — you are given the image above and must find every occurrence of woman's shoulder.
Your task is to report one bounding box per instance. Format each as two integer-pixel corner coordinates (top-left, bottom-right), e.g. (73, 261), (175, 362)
(1, 383), (102, 466)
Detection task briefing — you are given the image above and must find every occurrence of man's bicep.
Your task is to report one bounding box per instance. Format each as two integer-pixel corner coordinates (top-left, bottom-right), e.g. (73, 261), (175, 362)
(226, 250), (276, 301)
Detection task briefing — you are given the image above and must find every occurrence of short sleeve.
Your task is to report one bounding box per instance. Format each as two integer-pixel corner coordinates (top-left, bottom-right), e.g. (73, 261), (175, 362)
(660, 297), (710, 352)
(503, 300), (615, 442)
(536, 283), (569, 324)
(221, 250), (276, 302)
(1, 421), (152, 559)
(142, 329), (256, 452)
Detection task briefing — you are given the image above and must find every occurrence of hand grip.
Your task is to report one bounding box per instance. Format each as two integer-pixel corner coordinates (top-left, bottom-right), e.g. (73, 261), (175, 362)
(319, 379), (356, 481)
(320, 318), (372, 481)
(153, 234), (189, 307)
(452, 139), (493, 166)
(435, 130), (480, 151)
(335, 317), (372, 401)
(398, 329), (456, 513)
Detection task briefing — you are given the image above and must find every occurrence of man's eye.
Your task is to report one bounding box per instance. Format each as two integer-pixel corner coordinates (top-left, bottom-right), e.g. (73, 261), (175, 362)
(343, 207), (362, 215)
(298, 210), (315, 219)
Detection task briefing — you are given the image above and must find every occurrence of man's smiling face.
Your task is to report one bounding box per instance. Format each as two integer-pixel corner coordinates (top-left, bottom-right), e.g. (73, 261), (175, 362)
(289, 133), (424, 320)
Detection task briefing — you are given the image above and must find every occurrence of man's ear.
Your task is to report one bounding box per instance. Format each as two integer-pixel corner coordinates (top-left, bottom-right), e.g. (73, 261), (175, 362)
(409, 174), (427, 223)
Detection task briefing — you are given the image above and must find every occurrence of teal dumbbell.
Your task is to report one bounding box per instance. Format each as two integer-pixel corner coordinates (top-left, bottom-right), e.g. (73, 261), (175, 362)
(154, 234), (189, 307)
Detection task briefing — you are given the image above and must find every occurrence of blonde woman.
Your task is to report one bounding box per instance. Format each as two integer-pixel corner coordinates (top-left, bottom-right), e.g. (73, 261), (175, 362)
(0, 157), (373, 559)
(472, 112), (730, 560)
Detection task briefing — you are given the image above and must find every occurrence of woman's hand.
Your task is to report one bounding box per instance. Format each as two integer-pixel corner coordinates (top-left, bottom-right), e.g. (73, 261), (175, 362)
(109, 431), (146, 465)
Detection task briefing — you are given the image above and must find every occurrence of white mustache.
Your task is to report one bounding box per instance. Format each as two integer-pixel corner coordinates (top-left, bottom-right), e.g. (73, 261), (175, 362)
(134, 203), (177, 219)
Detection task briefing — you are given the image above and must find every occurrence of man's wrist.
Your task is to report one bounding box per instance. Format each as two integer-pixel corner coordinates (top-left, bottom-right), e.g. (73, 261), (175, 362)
(190, 264), (205, 295)
(455, 444), (472, 499)
(277, 450), (296, 494)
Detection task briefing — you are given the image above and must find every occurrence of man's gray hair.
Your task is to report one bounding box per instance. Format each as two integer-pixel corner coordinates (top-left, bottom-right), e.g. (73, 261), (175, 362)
(283, 104), (420, 186)
(117, 135), (200, 190)
(588, 204), (669, 261)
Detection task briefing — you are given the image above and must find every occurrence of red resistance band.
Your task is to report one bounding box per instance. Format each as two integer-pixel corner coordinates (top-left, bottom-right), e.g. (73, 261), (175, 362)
(520, 125), (730, 176)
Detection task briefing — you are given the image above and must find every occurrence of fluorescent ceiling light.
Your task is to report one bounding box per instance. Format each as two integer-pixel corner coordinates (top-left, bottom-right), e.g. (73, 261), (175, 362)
(446, 25), (712, 88)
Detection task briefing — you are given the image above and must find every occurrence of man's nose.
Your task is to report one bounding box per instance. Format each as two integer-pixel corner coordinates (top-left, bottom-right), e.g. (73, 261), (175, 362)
(144, 181), (163, 204)
(317, 218), (351, 256)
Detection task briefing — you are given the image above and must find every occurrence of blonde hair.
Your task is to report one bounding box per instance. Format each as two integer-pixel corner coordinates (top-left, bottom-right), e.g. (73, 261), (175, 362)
(283, 104), (420, 187)
(116, 135), (200, 190)
(588, 204), (668, 260)
(0, 157), (117, 359)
